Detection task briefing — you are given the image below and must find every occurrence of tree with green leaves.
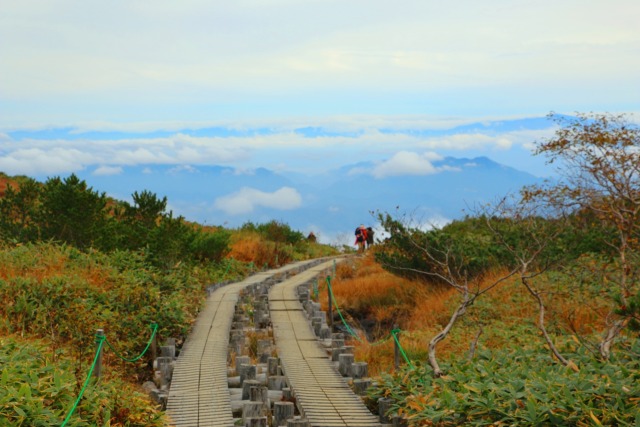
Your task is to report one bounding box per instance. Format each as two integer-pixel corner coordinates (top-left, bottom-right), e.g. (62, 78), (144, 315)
(375, 211), (519, 376)
(38, 174), (109, 249)
(0, 177), (41, 242)
(526, 112), (640, 359)
(120, 190), (169, 250)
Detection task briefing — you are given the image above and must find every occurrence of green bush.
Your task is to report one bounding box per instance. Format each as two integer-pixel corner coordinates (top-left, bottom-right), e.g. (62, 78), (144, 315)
(0, 336), (164, 426)
(374, 214), (512, 286)
(0, 243), (204, 370)
(242, 220), (304, 245)
(368, 346), (640, 426)
(189, 228), (231, 262)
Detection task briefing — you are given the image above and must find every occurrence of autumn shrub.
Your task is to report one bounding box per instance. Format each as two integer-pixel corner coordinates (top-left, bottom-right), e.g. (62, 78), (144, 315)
(328, 256), (421, 333)
(228, 231), (275, 267)
(0, 336), (165, 427)
(0, 243), (206, 379)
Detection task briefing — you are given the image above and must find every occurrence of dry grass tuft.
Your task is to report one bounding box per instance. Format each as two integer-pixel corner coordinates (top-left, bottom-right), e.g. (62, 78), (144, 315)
(227, 231), (280, 267)
(227, 232), (265, 262)
(339, 258), (617, 375)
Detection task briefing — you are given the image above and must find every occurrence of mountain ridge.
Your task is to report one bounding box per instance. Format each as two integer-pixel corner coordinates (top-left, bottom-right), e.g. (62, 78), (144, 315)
(72, 155), (544, 242)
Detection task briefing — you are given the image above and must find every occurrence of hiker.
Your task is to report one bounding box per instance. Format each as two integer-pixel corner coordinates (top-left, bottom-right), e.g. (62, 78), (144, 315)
(354, 225), (368, 252)
(366, 227), (374, 249)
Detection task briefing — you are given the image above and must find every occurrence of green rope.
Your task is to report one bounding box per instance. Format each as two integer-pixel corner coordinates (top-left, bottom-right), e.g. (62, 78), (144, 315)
(369, 333), (394, 347)
(391, 328), (415, 369)
(60, 333), (106, 427)
(221, 260), (232, 280)
(326, 276), (363, 342)
(104, 323), (158, 363)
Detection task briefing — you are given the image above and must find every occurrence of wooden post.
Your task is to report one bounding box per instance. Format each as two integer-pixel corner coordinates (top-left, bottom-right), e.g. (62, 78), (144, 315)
(282, 387), (293, 401)
(249, 385), (270, 410)
(351, 362), (368, 379)
(157, 357), (173, 390)
(393, 324), (400, 370)
(267, 376), (287, 390)
(246, 418), (267, 427)
(267, 357), (279, 377)
(352, 378), (371, 395)
(151, 323), (157, 363)
(378, 397), (393, 423)
(242, 401), (265, 420)
(274, 401), (295, 426)
(94, 329), (104, 378)
(338, 353), (354, 377)
(240, 363), (257, 384)
(327, 276), (333, 330)
(236, 355), (251, 374)
(242, 379), (261, 400)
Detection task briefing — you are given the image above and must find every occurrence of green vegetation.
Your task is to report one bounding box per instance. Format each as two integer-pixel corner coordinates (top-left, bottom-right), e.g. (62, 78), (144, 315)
(0, 173), (336, 426)
(363, 112), (640, 424)
(0, 336), (164, 426)
(369, 345), (640, 426)
(2, 111), (637, 425)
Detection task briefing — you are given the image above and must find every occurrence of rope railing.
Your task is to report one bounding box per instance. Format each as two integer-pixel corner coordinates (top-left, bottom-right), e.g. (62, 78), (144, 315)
(104, 323), (158, 363)
(391, 328), (415, 369)
(60, 323), (158, 426)
(60, 332), (106, 427)
(326, 276), (363, 342)
(324, 275), (415, 368)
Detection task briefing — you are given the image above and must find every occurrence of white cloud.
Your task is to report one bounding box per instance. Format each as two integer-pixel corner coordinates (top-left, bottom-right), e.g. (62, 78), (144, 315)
(0, 118), (560, 178)
(93, 165), (123, 176)
(371, 151), (446, 178)
(213, 187), (302, 215)
(419, 133), (514, 151)
(0, 147), (90, 175)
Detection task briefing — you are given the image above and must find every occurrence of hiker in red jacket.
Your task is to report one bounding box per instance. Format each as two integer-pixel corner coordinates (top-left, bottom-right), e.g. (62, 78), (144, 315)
(354, 225), (368, 252)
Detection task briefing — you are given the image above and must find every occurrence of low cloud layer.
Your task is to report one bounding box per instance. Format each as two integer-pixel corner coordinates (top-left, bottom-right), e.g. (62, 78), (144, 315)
(213, 187), (302, 215)
(0, 117), (555, 177)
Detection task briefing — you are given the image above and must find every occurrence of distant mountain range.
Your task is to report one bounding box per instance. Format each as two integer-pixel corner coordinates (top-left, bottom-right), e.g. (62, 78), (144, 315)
(75, 155), (545, 243)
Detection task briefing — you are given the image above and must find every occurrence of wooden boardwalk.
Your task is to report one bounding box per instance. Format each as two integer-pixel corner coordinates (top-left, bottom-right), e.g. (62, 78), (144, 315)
(270, 261), (381, 427)
(166, 260), (318, 427)
(166, 258), (380, 427)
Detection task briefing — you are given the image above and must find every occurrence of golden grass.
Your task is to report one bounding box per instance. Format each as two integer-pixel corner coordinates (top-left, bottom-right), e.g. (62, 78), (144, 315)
(0, 245), (114, 291)
(227, 232), (261, 261)
(332, 253), (617, 376)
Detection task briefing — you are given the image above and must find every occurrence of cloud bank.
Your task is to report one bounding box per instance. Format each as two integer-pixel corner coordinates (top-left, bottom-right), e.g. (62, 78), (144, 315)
(0, 116), (557, 177)
(213, 187), (302, 215)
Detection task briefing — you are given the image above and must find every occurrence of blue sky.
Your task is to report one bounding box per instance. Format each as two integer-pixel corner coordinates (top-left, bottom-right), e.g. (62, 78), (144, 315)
(1, 0), (639, 236)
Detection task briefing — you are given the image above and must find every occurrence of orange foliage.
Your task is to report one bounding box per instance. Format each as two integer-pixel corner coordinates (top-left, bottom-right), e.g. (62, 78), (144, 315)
(0, 246), (112, 290)
(406, 287), (457, 330)
(226, 231), (288, 268)
(335, 255), (617, 375)
(227, 233), (265, 263)
(0, 176), (18, 197)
